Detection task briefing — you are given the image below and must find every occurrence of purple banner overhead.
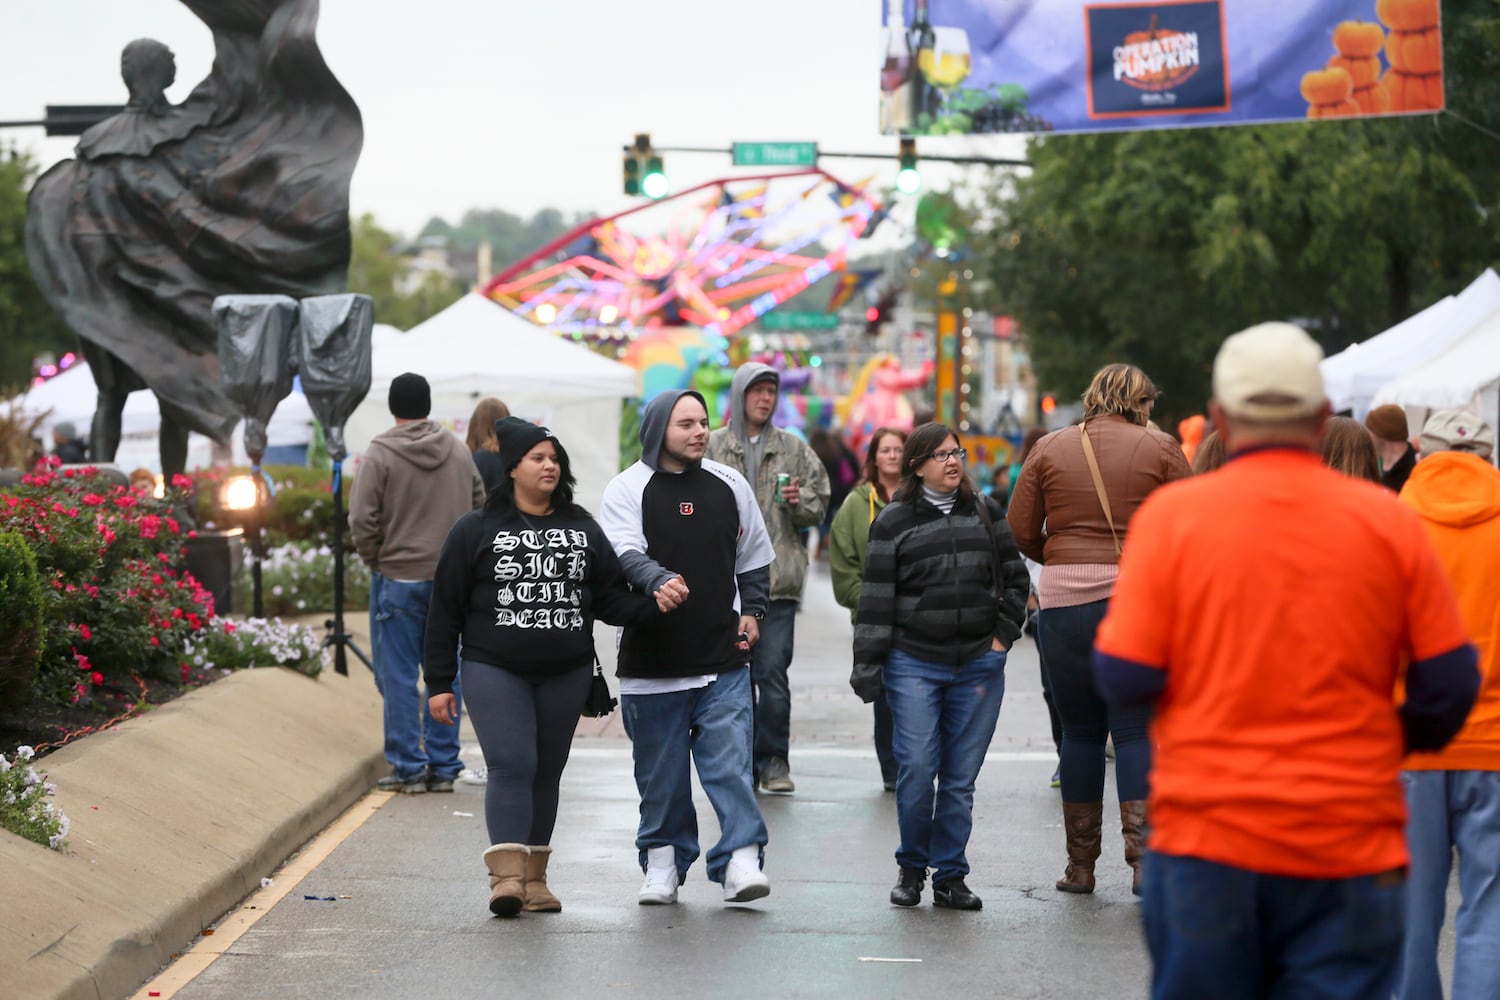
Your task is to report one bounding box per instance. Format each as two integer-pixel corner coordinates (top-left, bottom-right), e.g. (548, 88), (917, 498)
(877, 0), (1444, 136)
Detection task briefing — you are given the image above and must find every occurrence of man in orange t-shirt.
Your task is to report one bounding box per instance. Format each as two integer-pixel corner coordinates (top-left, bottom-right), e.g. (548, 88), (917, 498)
(1395, 408), (1500, 1000)
(1092, 323), (1479, 1000)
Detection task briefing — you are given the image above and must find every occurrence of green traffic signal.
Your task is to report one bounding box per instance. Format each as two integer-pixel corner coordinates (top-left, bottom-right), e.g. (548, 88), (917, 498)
(897, 137), (921, 194)
(642, 155), (669, 200)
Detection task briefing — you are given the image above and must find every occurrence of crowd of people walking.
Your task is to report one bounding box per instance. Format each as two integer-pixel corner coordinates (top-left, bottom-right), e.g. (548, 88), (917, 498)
(349, 329), (1498, 998)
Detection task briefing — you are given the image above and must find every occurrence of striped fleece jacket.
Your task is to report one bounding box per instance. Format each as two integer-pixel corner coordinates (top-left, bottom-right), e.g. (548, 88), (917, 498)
(851, 490), (1029, 703)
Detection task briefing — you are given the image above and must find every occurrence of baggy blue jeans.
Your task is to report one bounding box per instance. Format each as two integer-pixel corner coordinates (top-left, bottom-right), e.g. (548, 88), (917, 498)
(1142, 852), (1405, 1000)
(883, 646), (1006, 885)
(1397, 769), (1500, 1000)
(622, 666), (768, 885)
(750, 599), (798, 776)
(369, 573), (464, 782)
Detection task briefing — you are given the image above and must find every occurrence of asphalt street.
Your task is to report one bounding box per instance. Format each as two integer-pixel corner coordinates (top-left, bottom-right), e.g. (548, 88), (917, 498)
(159, 556), (1458, 1000)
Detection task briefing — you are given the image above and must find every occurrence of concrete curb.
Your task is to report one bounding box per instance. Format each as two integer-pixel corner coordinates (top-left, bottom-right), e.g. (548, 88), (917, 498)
(0, 666), (385, 1000)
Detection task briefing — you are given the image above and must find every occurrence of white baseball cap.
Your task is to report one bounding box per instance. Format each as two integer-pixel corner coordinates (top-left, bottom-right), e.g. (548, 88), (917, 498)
(1213, 322), (1326, 421)
(1420, 408), (1494, 459)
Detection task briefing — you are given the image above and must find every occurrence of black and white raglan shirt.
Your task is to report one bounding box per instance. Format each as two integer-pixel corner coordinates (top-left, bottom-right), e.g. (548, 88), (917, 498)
(599, 390), (774, 688)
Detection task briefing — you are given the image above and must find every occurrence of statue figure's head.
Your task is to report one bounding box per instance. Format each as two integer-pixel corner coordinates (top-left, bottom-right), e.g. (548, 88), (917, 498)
(121, 39), (176, 108)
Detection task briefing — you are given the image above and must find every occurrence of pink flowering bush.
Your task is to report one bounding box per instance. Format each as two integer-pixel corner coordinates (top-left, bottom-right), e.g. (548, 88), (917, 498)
(0, 461), (216, 707)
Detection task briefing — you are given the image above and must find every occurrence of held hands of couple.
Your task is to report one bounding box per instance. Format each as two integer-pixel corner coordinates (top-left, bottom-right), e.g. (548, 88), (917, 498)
(655, 575), (690, 613)
(429, 693), (457, 726)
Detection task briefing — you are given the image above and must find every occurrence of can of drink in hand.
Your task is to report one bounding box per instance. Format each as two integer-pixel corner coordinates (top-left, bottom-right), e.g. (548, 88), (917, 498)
(774, 472), (791, 503)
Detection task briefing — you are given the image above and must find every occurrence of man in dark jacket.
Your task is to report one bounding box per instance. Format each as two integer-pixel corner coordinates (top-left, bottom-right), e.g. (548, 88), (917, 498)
(349, 372), (485, 794)
(51, 422), (88, 464)
(600, 390), (776, 906)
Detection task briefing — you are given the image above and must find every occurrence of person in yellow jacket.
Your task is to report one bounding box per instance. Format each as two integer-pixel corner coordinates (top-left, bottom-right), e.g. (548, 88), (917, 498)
(828, 427), (906, 791)
(1396, 408), (1500, 1000)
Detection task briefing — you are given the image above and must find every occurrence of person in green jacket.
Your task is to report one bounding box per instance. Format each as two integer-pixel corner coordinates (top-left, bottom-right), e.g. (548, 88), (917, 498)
(829, 426), (907, 792)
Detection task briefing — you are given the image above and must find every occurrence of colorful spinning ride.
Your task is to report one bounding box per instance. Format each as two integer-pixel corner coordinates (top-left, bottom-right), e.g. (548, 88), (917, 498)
(482, 171), (880, 339)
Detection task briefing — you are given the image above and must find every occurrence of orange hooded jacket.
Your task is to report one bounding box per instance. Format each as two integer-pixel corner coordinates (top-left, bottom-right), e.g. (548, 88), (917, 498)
(1400, 451), (1500, 771)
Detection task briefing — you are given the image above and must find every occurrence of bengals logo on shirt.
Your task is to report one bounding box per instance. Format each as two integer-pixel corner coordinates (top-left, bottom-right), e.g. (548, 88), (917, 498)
(679, 502), (694, 515)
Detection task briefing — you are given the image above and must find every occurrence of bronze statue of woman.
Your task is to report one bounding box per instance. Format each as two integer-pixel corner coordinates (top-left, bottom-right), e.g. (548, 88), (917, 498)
(26, 0), (363, 476)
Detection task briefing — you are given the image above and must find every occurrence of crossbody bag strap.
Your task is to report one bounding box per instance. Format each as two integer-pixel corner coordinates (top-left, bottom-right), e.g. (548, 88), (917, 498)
(1079, 422), (1123, 558)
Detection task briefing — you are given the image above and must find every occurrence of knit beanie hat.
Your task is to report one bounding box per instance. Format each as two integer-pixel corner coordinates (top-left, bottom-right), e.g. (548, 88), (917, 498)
(1363, 404), (1408, 444)
(388, 372), (431, 419)
(494, 416), (565, 473)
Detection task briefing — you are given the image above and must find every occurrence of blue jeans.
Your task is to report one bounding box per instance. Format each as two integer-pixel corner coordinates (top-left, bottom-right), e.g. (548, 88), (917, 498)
(1037, 600), (1152, 803)
(1143, 852), (1405, 1000)
(751, 599), (797, 775)
(1397, 769), (1500, 1000)
(621, 666), (768, 884)
(369, 573), (463, 781)
(884, 646), (1007, 884)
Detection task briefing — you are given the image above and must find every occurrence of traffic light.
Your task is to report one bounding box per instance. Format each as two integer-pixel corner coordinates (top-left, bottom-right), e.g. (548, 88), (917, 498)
(1041, 394), (1057, 415)
(623, 133), (669, 200)
(642, 154), (668, 200)
(622, 153), (641, 196)
(896, 137), (921, 195)
(865, 290), (898, 335)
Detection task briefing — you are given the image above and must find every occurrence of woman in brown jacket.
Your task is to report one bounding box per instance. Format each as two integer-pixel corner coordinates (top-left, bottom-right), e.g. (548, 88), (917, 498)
(1006, 364), (1190, 896)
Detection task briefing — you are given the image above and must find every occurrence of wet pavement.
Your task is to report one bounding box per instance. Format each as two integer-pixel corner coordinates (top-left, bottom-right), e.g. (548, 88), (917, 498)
(168, 558), (1455, 1000)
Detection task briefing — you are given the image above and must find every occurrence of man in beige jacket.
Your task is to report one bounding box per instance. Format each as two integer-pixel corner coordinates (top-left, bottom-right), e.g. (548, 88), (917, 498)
(350, 372), (485, 794)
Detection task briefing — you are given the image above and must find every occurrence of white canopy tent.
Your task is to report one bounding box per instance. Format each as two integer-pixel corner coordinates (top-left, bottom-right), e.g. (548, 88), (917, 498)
(1319, 269), (1500, 419)
(6, 325), (405, 472)
(1371, 307), (1500, 466)
(345, 294), (641, 510)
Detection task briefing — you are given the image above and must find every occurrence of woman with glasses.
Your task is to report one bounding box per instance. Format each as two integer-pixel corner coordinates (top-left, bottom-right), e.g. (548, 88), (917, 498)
(851, 422), (1029, 911)
(1007, 364), (1190, 897)
(830, 426), (908, 792)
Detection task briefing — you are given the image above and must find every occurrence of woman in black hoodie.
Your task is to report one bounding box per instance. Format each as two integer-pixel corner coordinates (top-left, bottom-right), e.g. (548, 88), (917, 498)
(425, 417), (685, 918)
(851, 422), (1029, 912)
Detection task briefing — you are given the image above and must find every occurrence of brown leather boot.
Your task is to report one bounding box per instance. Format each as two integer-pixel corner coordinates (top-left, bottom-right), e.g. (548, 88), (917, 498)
(482, 843), (529, 917)
(1120, 800), (1148, 897)
(523, 845), (562, 912)
(1056, 801), (1103, 894)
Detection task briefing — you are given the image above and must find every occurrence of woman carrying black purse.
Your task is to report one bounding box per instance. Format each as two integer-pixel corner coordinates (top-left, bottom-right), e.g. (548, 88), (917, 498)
(425, 418), (686, 918)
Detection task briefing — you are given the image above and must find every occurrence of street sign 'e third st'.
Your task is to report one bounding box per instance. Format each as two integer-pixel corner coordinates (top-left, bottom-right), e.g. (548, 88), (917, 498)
(733, 142), (819, 167)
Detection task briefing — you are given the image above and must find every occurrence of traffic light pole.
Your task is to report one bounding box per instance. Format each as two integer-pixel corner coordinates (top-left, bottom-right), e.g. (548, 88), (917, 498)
(645, 144), (1029, 167)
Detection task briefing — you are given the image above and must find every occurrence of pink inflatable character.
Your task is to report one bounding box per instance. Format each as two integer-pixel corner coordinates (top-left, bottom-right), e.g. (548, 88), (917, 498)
(844, 356), (935, 458)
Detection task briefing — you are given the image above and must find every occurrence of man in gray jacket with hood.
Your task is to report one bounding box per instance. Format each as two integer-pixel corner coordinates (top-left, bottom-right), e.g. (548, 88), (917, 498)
(706, 362), (830, 794)
(350, 372), (485, 794)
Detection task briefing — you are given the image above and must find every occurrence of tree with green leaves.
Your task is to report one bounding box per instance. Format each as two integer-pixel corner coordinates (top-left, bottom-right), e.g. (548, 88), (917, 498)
(976, 1), (1500, 425)
(0, 150), (73, 394)
(347, 213), (464, 330)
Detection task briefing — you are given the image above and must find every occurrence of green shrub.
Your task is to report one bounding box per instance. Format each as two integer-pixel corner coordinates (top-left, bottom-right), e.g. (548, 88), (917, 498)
(252, 540), (370, 615)
(0, 531), (45, 709)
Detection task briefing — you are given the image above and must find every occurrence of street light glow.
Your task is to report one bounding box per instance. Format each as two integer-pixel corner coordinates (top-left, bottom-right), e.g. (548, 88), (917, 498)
(222, 476), (259, 511)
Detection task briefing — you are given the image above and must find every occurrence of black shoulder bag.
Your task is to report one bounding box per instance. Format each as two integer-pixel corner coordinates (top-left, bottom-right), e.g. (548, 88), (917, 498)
(582, 649), (618, 718)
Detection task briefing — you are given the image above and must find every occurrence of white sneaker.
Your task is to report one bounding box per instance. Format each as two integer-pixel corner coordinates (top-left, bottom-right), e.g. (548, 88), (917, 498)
(722, 845), (770, 903)
(456, 767), (487, 786)
(638, 846), (678, 905)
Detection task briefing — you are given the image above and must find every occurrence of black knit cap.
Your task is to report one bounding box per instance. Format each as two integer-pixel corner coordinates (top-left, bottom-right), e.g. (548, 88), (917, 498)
(388, 372), (431, 419)
(494, 416), (564, 473)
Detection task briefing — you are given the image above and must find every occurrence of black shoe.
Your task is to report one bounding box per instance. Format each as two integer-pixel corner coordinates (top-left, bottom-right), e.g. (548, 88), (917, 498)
(890, 866), (925, 907)
(933, 877), (983, 910)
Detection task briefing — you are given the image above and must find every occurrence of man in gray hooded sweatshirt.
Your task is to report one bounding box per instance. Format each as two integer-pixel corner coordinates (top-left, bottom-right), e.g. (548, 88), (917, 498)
(706, 363), (830, 793)
(350, 372), (485, 794)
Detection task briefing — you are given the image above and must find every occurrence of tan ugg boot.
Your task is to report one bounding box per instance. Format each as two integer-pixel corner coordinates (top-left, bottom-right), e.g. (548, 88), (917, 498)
(1055, 801), (1103, 894)
(482, 843), (529, 917)
(523, 845), (562, 912)
(1120, 800), (1148, 897)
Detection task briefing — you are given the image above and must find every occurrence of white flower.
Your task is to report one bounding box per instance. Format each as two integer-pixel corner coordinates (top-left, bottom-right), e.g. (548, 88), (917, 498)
(271, 585), (285, 597)
(16, 746), (35, 761)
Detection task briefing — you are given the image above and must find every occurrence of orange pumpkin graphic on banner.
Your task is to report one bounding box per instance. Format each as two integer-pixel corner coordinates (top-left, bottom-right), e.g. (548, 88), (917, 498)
(1116, 14), (1200, 92)
(1328, 19), (1390, 113)
(1377, 0), (1442, 111)
(1301, 67), (1360, 118)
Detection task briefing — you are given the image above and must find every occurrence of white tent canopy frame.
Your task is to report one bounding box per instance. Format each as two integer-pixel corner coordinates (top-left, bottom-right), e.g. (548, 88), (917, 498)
(1320, 269), (1500, 420)
(1371, 305), (1500, 467)
(345, 294), (641, 511)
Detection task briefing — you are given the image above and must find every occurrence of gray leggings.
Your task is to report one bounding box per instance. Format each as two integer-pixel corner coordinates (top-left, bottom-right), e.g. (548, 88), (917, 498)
(460, 659), (592, 846)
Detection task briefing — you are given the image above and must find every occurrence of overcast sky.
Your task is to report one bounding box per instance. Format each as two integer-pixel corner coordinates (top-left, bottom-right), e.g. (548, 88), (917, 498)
(2, 0), (1025, 237)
